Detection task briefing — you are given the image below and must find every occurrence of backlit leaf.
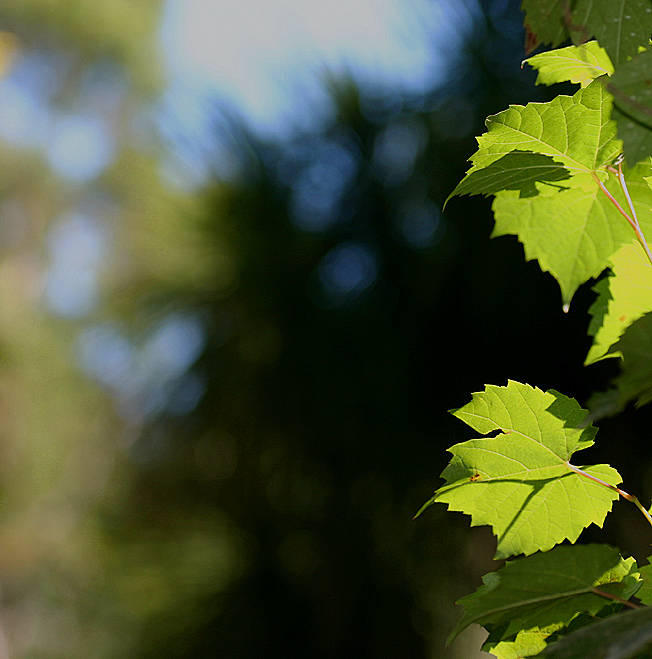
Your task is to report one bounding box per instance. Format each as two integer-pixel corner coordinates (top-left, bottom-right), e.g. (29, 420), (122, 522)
(524, 41), (613, 87)
(418, 381), (622, 558)
(586, 241), (652, 364)
(491, 160), (652, 305)
(449, 80), (619, 203)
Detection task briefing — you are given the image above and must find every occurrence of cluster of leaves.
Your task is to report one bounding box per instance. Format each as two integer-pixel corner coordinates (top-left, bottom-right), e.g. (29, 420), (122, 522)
(422, 1), (652, 656)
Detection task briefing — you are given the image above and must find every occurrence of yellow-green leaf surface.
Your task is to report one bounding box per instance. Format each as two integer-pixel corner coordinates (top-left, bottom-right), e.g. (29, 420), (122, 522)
(586, 241), (652, 364)
(450, 544), (640, 644)
(449, 80), (619, 203)
(484, 625), (556, 659)
(491, 161), (652, 305)
(524, 41), (613, 87)
(419, 381), (621, 559)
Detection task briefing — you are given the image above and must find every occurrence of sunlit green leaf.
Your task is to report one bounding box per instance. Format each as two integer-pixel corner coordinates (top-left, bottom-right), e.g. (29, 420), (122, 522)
(524, 41), (613, 87)
(418, 381), (622, 558)
(586, 242), (652, 364)
(449, 80), (619, 203)
(491, 160), (652, 305)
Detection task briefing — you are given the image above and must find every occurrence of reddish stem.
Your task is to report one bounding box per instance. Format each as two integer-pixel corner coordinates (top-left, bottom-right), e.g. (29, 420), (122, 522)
(593, 165), (652, 266)
(591, 587), (641, 609)
(567, 463), (652, 530)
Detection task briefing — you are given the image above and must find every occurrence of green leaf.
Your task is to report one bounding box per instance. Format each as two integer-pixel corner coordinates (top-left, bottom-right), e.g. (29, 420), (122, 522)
(612, 106), (652, 167)
(450, 544), (640, 644)
(612, 312), (652, 407)
(540, 606), (652, 657)
(419, 381), (622, 558)
(492, 177), (623, 306)
(521, 0), (571, 49)
(484, 625), (557, 658)
(492, 159), (652, 305)
(634, 562), (652, 604)
(524, 41), (613, 87)
(522, 0), (652, 65)
(586, 242), (652, 364)
(448, 80), (652, 304)
(609, 49), (652, 163)
(449, 80), (619, 203)
(609, 50), (652, 129)
(448, 151), (572, 200)
(574, 0), (652, 65)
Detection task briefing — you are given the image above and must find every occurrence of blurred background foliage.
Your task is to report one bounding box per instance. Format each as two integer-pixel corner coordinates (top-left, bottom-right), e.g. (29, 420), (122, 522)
(0, 1), (650, 658)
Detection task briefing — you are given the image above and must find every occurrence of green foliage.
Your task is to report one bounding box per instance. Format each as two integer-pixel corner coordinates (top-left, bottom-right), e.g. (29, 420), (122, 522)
(586, 242), (652, 364)
(540, 606), (652, 657)
(419, 381), (621, 558)
(522, 0), (652, 65)
(610, 50), (652, 163)
(449, 77), (652, 304)
(451, 544), (640, 644)
(608, 50), (652, 131)
(429, 3), (652, 656)
(612, 312), (652, 407)
(524, 40), (613, 86)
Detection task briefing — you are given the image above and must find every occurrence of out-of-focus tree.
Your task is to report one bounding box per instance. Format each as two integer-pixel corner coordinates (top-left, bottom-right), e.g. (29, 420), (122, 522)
(83, 5), (621, 657)
(0, 2), (186, 657)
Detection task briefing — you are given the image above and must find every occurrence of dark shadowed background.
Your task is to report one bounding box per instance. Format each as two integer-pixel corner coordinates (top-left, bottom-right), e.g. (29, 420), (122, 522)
(0, 1), (649, 657)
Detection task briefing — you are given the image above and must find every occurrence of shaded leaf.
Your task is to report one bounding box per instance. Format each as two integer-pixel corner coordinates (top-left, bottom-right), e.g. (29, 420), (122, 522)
(450, 544), (640, 644)
(609, 50), (652, 129)
(612, 106), (652, 166)
(634, 562), (652, 604)
(521, 0), (652, 65)
(540, 605), (652, 657)
(418, 381), (622, 558)
(612, 312), (652, 407)
(449, 151), (571, 200)
(521, 0), (571, 49)
(574, 0), (652, 65)
(609, 49), (652, 163)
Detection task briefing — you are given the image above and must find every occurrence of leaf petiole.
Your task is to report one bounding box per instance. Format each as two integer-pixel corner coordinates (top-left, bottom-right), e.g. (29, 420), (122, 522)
(567, 463), (652, 531)
(594, 160), (652, 266)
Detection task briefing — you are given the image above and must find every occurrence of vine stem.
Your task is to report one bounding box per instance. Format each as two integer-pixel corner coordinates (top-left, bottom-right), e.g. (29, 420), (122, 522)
(593, 163), (652, 267)
(567, 463), (652, 530)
